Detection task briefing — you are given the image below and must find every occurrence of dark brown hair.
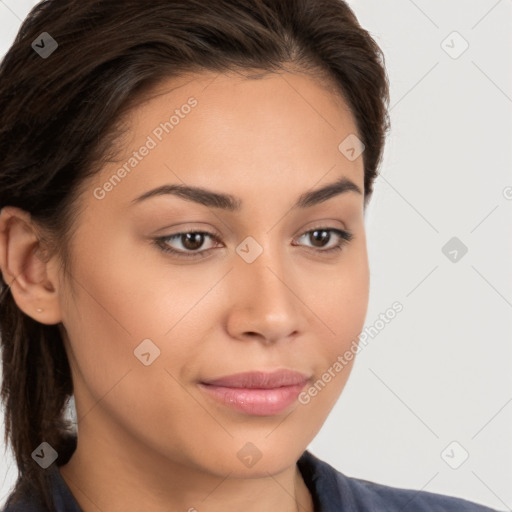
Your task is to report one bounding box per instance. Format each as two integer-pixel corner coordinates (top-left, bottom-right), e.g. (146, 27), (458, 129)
(0, 0), (389, 509)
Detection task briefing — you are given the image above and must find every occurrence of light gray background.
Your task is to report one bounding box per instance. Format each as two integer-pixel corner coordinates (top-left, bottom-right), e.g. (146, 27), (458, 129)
(1, 0), (511, 510)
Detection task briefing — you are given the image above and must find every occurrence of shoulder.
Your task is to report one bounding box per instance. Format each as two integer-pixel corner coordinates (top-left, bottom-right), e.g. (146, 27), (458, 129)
(1, 464), (79, 512)
(2, 500), (45, 512)
(1, 489), (47, 512)
(298, 450), (501, 512)
(343, 473), (498, 511)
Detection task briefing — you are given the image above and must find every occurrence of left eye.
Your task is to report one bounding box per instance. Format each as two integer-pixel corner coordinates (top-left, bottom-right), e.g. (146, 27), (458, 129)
(154, 227), (353, 259)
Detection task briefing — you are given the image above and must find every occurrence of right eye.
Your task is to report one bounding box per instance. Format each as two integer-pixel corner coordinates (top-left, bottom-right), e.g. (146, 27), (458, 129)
(153, 231), (222, 259)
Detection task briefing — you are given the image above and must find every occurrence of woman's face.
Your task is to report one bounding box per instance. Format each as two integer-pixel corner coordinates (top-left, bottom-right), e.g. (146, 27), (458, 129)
(52, 69), (369, 478)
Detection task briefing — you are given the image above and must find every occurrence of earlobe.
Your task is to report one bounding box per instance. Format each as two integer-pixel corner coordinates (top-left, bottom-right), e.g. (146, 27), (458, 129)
(0, 206), (63, 325)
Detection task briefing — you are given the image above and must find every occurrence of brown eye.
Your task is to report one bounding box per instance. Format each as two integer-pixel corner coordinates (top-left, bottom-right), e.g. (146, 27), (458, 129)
(309, 229), (332, 248)
(294, 227), (353, 254)
(180, 232), (207, 251)
(154, 227), (353, 259)
(155, 231), (221, 258)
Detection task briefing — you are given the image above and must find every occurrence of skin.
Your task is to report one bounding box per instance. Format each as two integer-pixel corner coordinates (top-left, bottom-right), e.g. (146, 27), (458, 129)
(0, 69), (370, 512)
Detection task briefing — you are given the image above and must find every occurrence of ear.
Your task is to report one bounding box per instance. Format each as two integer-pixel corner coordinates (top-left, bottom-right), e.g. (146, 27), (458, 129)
(0, 206), (63, 325)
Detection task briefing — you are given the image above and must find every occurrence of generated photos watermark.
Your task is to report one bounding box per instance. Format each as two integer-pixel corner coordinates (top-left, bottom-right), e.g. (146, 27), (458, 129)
(298, 301), (403, 405)
(93, 97), (198, 200)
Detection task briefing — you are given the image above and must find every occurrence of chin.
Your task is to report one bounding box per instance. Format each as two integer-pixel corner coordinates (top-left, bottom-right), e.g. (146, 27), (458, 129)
(206, 440), (305, 478)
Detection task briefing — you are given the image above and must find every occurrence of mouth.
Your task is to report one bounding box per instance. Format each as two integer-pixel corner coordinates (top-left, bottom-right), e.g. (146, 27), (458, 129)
(198, 369), (310, 416)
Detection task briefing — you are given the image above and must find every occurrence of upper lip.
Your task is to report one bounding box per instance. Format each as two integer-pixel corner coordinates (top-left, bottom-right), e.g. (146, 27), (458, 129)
(201, 369), (310, 389)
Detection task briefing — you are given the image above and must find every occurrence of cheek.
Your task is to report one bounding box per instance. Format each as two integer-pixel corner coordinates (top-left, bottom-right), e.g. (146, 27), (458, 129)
(59, 230), (217, 400)
(58, 265), (137, 404)
(316, 242), (370, 355)
(58, 247), (204, 448)
(299, 257), (369, 417)
(57, 237), (162, 398)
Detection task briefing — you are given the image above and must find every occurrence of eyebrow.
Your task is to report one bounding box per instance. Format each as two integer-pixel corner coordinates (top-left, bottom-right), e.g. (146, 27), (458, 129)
(130, 175), (362, 211)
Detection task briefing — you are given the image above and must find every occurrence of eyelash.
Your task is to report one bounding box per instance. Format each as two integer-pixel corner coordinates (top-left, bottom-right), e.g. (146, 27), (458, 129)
(153, 226), (354, 260)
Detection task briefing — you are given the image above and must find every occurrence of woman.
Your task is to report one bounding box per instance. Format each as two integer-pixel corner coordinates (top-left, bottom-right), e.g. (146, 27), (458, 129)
(0, 0), (501, 511)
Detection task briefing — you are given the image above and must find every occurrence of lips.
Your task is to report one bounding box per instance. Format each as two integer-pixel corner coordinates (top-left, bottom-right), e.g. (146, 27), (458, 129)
(198, 369), (311, 415)
(200, 369), (310, 389)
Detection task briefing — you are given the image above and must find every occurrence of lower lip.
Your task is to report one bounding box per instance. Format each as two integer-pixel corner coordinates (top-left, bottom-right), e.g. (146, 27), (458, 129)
(198, 382), (307, 415)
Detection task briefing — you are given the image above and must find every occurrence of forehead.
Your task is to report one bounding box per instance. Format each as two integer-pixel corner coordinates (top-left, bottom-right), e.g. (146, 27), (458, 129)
(87, 68), (364, 213)
(121, 67), (357, 145)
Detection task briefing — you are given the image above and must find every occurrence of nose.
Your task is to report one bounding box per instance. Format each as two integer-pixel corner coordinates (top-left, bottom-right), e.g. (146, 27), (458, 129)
(225, 242), (303, 344)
